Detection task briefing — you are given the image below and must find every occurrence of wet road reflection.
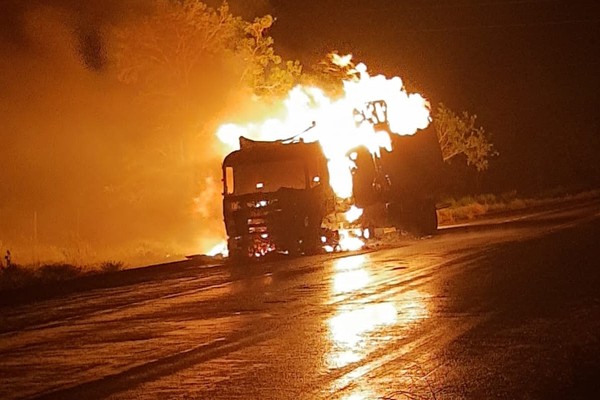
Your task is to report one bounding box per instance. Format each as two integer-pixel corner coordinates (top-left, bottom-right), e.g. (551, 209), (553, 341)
(340, 388), (379, 400)
(328, 301), (398, 369)
(326, 254), (431, 397)
(332, 255), (371, 295)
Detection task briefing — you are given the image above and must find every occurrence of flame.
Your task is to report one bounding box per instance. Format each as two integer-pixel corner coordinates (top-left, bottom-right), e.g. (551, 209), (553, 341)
(331, 53), (353, 68)
(338, 228), (365, 251)
(344, 205), (363, 223)
(216, 55), (430, 255)
(216, 55), (430, 199)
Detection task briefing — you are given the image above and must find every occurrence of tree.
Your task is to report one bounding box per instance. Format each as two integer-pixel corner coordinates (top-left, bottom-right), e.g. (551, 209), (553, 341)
(106, 1), (304, 252)
(238, 14), (302, 97)
(111, 0), (302, 168)
(432, 103), (497, 171)
(113, 0), (300, 99)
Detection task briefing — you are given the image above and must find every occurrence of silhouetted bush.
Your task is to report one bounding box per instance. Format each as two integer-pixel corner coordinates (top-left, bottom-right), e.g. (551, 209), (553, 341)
(36, 263), (81, 283)
(0, 259), (129, 292)
(100, 261), (124, 273)
(0, 264), (35, 290)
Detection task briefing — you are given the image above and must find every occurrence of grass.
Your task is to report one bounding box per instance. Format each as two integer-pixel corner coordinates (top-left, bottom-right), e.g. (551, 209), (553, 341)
(0, 237), (193, 293)
(0, 238), (189, 290)
(437, 188), (599, 225)
(100, 261), (125, 273)
(0, 260), (125, 292)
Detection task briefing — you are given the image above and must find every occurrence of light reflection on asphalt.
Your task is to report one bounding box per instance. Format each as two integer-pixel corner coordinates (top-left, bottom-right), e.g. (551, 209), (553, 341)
(328, 301), (398, 369)
(2, 200), (600, 400)
(333, 268), (371, 294)
(326, 253), (431, 397)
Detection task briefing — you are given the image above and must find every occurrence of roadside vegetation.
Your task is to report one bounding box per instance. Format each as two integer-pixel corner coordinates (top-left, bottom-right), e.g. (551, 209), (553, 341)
(0, 261), (124, 292)
(437, 189), (599, 225)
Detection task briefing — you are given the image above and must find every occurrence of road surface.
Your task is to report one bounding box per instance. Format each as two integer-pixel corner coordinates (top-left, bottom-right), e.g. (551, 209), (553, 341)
(1, 199), (600, 399)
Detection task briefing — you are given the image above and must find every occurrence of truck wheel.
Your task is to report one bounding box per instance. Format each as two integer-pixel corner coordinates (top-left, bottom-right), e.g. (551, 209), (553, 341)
(227, 238), (252, 264)
(227, 250), (242, 264)
(301, 222), (322, 255)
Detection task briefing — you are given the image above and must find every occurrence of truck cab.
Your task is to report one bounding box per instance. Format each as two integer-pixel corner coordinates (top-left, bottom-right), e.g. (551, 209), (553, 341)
(222, 138), (335, 260)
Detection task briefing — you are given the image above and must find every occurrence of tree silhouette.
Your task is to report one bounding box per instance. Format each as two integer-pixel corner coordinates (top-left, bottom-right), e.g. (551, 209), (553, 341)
(433, 103), (497, 171)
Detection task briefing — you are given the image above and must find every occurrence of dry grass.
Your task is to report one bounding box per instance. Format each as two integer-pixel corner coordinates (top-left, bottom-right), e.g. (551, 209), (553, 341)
(0, 260), (124, 291)
(0, 237), (190, 291)
(437, 189), (599, 225)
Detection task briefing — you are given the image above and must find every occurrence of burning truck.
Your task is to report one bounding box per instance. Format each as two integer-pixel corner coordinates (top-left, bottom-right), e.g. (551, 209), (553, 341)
(217, 57), (441, 260)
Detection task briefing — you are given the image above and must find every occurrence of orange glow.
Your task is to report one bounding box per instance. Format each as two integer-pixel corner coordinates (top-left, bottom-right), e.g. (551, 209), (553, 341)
(329, 302), (398, 347)
(338, 228), (365, 251)
(326, 255), (432, 371)
(394, 290), (430, 323)
(334, 254), (367, 271)
(333, 269), (370, 294)
(333, 255), (370, 294)
(340, 389), (379, 400)
(327, 302), (398, 370)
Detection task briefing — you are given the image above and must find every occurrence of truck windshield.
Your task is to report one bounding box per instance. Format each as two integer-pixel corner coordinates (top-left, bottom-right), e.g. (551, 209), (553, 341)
(230, 159), (306, 195)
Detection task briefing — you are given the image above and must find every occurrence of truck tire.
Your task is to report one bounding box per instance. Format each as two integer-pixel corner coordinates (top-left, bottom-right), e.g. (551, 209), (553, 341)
(301, 217), (322, 256)
(226, 245), (244, 264)
(227, 238), (253, 263)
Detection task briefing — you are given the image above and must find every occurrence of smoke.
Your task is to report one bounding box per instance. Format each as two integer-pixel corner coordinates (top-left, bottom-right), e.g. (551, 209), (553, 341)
(0, 1), (264, 265)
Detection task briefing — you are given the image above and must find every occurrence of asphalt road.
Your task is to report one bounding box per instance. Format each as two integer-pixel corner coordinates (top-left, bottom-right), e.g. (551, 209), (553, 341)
(1, 199), (600, 399)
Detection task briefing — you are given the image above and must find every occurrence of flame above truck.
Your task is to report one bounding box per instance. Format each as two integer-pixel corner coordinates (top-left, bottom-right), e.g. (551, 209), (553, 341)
(217, 58), (431, 201)
(221, 115), (444, 260)
(217, 56), (441, 259)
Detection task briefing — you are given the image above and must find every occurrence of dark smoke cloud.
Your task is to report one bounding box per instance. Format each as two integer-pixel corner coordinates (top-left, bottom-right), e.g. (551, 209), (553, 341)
(0, 1), (150, 69)
(0, 0), (272, 69)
